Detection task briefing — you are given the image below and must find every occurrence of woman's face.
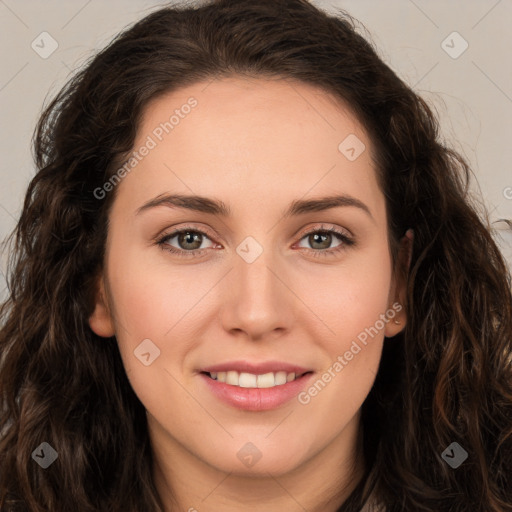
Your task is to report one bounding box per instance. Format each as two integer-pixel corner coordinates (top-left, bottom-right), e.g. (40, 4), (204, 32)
(90, 76), (407, 478)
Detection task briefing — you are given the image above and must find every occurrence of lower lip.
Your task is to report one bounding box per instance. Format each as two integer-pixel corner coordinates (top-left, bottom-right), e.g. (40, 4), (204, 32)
(200, 372), (314, 411)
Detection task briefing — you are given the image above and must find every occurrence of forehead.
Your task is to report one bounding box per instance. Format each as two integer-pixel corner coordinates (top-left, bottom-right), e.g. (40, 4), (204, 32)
(139, 75), (368, 154)
(116, 76), (383, 219)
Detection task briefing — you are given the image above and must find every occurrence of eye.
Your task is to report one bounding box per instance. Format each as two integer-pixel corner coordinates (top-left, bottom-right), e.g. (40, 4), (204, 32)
(156, 223), (355, 259)
(295, 224), (355, 257)
(157, 226), (216, 259)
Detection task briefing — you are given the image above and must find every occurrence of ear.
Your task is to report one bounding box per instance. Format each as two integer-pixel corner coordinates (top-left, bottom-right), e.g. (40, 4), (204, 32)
(88, 274), (116, 338)
(384, 228), (414, 338)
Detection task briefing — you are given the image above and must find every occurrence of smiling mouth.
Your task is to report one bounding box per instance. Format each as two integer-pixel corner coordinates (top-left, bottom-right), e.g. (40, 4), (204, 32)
(201, 370), (313, 389)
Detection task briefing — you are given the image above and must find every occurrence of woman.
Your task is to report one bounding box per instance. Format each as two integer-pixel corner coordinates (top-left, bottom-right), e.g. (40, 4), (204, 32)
(0, 0), (511, 510)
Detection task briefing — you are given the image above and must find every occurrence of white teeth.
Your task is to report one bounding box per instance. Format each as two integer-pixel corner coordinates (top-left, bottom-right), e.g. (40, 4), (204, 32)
(274, 371), (287, 385)
(208, 370), (300, 388)
(226, 370), (238, 385)
(257, 372), (275, 388)
(238, 372), (257, 388)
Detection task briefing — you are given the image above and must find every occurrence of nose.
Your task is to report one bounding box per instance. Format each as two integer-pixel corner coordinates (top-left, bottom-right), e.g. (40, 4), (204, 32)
(219, 241), (297, 341)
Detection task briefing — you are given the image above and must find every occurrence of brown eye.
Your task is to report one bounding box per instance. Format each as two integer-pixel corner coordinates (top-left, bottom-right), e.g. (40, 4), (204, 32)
(175, 231), (204, 250)
(157, 227), (216, 258)
(306, 232), (336, 250)
(296, 225), (355, 256)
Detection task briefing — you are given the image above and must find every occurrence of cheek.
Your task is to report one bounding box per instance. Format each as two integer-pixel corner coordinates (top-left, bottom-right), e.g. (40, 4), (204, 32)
(104, 246), (187, 387)
(108, 263), (171, 340)
(296, 291), (390, 440)
(294, 246), (393, 417)
(106, 228), (204, 337)
(105, 241), (223, 404)
(301, 245), (393, 352)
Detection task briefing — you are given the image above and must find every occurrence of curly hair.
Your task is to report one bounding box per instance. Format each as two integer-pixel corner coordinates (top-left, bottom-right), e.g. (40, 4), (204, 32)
(1, 0), (511, 510)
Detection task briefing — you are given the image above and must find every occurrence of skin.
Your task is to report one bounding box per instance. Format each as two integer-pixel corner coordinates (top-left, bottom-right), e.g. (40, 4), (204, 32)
(89, 76), (412, 512)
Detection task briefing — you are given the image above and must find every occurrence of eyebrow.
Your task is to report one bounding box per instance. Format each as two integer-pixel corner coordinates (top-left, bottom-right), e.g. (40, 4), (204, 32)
(135, 193), (374, 222)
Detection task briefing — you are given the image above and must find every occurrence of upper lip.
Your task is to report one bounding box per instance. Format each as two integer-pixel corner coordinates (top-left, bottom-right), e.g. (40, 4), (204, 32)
(200, 360), (313, 375)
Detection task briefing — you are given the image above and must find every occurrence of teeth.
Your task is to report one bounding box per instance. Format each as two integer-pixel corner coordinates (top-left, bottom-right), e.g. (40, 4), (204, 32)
(239, 372), (257, 388)
(257, 372), (275, 388)
(210, 370), (299, 388)
(226, 370), (238, 385)
(274, 371), (287, 385)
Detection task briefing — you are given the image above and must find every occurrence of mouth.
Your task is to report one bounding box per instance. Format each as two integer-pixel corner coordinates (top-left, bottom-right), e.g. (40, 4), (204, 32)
(199, 368), (315, 411)
(201, 370), (313, 389)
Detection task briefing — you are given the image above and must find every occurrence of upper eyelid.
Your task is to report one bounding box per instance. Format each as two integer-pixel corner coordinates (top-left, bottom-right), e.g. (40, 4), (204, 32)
(300, 224), (352, 237)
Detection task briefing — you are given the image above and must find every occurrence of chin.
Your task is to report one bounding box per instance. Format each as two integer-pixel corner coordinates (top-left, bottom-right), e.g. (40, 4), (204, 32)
(204, 444), (305, 477)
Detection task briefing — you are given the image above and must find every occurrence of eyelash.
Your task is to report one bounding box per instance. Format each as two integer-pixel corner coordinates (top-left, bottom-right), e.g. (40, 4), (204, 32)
(156, 224), (355, 259)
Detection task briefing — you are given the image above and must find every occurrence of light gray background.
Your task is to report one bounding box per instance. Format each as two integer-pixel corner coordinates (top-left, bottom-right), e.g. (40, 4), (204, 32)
(1, 0), (511, 301)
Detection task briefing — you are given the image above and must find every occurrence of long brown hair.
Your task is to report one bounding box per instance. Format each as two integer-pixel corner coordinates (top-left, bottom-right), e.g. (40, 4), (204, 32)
(1, 1), (511, 510)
